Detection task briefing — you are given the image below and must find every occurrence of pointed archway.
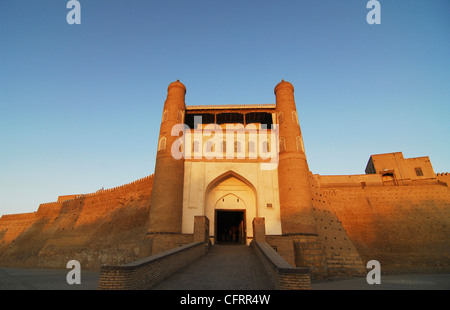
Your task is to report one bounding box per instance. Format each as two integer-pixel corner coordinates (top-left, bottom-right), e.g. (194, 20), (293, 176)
(204, 170), (257, 245)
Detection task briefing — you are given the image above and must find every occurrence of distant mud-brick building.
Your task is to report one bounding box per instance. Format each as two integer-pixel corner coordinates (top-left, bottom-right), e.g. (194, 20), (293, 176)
(0, 80), (449, 278)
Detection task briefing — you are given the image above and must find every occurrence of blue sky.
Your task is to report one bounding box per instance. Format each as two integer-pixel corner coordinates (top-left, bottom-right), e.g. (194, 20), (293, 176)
(1, 0), (449, 216)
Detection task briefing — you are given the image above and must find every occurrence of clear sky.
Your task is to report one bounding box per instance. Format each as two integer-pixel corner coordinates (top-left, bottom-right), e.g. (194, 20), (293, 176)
(1, 0), (449, 216)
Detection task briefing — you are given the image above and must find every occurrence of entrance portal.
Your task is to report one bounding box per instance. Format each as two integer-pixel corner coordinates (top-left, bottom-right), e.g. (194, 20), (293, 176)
(215, 210), (245, 244)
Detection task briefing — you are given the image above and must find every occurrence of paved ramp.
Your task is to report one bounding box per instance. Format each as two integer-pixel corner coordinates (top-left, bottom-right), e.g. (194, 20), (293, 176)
(152, 244), (275, 290)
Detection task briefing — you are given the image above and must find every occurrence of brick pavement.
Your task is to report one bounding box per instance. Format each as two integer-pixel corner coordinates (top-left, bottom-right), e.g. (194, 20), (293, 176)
(152, 244), (275, 290)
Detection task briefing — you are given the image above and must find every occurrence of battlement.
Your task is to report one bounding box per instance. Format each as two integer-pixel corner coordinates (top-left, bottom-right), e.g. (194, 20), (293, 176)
(31, 175), (154, 217)
(45, 174), (155, 205)
(0, 173), (155, 270)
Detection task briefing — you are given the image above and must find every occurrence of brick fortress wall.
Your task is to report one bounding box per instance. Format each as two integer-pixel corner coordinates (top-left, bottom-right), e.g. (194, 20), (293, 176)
(266, 172), (367, 279)
(319, 178), (450, 274)
(0, 175), (155, 271)
(1, 171), (449, 275)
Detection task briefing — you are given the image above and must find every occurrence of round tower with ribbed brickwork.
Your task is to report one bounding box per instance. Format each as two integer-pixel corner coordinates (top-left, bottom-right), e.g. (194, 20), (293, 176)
(148, 80), (186, 234)
(275, 80), (317, 235)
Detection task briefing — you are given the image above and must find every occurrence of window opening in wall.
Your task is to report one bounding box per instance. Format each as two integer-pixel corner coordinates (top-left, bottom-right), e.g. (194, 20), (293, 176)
(216, 113), (244, 125)
(184, 113), (215, 129)
(245, 112), (273, 127)
(381, 172), (398, 186)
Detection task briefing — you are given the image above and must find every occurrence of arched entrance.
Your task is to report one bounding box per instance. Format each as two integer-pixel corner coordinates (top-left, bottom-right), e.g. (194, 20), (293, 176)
(215, 210), (245, 244)
(205, 171), (257, 245)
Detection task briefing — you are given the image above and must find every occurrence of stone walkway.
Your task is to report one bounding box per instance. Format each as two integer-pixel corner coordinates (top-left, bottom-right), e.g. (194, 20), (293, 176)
(152, 244), (275, 290)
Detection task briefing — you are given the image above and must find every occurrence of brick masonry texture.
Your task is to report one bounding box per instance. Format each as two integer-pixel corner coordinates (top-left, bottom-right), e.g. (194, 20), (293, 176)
(98, 241), (206, 290)
(0, 173), (448, 277)
(0, 176), (155, 270)
(324, 183), (450, 274)
(251, 240), (311, 290)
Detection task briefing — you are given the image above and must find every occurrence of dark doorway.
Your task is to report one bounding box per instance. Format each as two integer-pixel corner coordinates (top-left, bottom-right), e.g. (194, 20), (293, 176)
(216, 210), (245, 245)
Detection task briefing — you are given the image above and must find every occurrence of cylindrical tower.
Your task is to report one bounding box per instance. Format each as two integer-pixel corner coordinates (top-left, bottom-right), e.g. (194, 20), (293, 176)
(275, 80), (317, 235)
(148, 80), (186, 234)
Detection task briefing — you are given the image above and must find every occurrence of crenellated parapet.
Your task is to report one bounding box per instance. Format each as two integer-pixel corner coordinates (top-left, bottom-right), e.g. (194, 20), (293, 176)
(38, 175), (155, 206)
